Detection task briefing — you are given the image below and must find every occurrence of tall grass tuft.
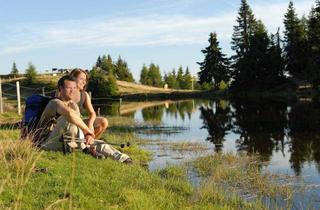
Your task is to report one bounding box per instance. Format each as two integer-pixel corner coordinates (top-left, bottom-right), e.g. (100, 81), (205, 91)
(0, 139), (43, 209)
(192, 152), (294, 209)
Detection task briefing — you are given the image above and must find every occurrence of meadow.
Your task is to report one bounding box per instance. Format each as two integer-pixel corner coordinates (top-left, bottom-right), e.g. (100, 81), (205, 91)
(0, 114), (296, 210)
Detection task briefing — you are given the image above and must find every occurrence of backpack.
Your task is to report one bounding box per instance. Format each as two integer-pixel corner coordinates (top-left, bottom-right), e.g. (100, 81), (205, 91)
(21, 94), (52, 142)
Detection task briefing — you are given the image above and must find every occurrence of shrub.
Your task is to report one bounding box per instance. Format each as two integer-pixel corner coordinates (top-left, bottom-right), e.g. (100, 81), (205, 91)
(88, 68), (118, 97)
(25, 63), (37, 84)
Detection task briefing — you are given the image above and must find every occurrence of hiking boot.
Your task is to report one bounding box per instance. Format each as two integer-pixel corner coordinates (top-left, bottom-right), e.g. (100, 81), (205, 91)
(113, 152), (132, 164)
(123, 158), (133, 164)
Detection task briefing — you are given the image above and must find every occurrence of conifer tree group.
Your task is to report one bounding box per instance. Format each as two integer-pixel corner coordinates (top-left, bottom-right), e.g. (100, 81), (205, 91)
(95, 54), (134, 83)
(163, 66), (193, 89)
(197, 0), (320, 92)
(139, 63), (163, 87)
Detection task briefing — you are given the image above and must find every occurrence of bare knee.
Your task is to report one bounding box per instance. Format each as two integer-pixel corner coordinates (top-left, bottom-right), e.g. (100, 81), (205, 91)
(100, 118), (108, 130)
(94, 117), (108, 138)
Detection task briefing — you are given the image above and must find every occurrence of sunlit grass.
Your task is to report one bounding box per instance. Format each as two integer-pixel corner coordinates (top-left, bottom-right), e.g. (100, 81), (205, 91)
(0, 139), (43, 209)
(0, 116), (301, 209)
(0, 129), (20, 141)
(0, 112), (21, 125)
(191, 152), (295, 209)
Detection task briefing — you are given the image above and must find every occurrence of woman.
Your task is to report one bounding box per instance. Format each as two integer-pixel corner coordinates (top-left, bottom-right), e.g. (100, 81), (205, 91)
(55, 69), (132, 163)
(69, 68), (108, 139)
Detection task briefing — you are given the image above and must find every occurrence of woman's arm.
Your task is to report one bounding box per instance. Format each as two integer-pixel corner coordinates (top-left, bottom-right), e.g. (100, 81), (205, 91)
(83, 91), (96, 131)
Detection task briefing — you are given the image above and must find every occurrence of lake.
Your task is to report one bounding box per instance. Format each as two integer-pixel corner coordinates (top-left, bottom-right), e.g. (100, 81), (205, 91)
(95, 97), (320, 208)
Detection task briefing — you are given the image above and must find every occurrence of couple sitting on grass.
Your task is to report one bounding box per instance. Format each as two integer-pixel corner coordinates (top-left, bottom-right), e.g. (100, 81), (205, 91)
(36, 68), (132, 164)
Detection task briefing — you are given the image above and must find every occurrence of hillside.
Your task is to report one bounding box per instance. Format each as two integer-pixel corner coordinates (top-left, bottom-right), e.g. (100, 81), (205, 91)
(1, 75), (195, 96)
(116, 80), (193, 94)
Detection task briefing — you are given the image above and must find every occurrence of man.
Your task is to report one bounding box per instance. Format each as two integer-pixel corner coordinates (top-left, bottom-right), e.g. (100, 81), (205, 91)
(38, 75), (132, 163)
(38, 75), (95, 150)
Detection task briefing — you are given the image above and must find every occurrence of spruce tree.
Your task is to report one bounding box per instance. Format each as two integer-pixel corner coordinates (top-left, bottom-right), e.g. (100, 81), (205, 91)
(140, 64), (149, 85)
(165, 69), (179, 89)
(164, 70), (178, 89)
(163, 73), (168, 86)
(106, 68), (119, 95)
(100, 54), (113, 75)
(96, 56), (102, 68)
(266, 29), (286, 87)
(10, 61), (19, 77)
(308, 0), (320, 86)
(245, 20), (270, 90)
(198, 32), (230, 90)
(114, 56), (135, 82)
(182, 67), (192, 89)
(283, 1), (309, 81)
(176, 66), (184, 89)
(230, 0), (257, 91)
(231, 0), (257, 59)
(148, 63), (163, 87)
(246, 20), (285, 90)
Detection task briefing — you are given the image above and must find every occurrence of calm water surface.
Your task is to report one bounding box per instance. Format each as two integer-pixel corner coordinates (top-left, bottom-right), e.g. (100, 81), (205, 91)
(96, 98), (320, 208)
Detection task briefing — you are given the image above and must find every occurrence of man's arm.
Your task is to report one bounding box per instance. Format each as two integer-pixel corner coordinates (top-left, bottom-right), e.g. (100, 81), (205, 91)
(56, 100), (94, 138)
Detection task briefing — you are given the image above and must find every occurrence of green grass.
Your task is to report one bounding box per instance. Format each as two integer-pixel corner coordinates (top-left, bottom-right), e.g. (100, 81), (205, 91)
(191, 152), (295, 209)
(0, 143), (259, 210)
(0, 112), (21, 125)
(0, 114), (296, 210)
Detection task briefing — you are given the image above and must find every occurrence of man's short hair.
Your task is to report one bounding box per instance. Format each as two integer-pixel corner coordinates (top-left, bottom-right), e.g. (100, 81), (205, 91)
(58, 75), (76, 91)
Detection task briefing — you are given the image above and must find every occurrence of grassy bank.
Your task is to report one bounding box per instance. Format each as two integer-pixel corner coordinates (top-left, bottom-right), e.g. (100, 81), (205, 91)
(0, 114), (295, 209)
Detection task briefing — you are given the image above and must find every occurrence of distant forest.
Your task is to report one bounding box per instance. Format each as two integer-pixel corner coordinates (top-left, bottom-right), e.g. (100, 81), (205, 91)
(198, 0), (320, 93)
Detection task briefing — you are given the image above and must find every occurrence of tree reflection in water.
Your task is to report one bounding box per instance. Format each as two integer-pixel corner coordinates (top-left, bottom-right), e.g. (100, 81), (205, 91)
(199, 97), (320, 175)
(231, 98), (288, 162)
(142, 105), (165, 122)
(97, 98), (320, 176)
(288, 101), (320, 175)
(199, 100), (232, 152)
(165, 101), (194, 121)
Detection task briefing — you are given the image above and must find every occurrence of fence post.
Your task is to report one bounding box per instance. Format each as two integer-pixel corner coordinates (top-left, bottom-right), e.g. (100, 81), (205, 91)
(16, 81), (21, 115)
(42, 87), (45, 96)
(97, 107), (100, 116)
(191, 78), (194, 90)
(118, 98), (122, 116)
(0, 78), (3, 113)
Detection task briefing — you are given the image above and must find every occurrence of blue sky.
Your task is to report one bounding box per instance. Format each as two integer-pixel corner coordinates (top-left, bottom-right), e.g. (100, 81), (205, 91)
(0, 0), (314, 80)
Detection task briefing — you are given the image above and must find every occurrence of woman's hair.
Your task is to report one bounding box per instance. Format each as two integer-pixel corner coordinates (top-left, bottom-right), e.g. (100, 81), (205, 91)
(69, 68), (89, 90)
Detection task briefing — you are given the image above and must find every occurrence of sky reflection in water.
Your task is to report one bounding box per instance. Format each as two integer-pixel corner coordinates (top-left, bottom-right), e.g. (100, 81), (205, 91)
(97, 98), (320, 208)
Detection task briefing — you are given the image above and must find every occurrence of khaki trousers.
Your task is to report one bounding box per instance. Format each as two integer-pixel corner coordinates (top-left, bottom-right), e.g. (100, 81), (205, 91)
(40, 101), (79, 151)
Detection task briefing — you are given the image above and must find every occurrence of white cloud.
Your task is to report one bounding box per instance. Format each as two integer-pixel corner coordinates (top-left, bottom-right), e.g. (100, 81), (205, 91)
(0, 14), (236, 55)
(0, 0), (313, 55)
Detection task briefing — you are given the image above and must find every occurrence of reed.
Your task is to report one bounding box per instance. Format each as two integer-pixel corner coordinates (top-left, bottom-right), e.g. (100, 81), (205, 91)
(192, 152), (295, 209)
